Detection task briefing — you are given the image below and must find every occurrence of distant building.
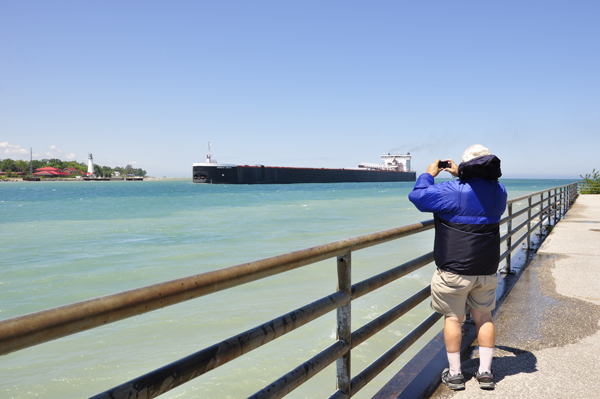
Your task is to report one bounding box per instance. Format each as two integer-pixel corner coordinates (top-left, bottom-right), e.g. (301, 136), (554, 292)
(87, 153), (95, 176)
(65, 167), (81, 175)
(33, 167), (70, 177)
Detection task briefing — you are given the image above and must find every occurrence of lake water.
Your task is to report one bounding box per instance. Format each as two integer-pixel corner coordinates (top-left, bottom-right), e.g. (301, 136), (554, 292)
(0, 178), (577, 398)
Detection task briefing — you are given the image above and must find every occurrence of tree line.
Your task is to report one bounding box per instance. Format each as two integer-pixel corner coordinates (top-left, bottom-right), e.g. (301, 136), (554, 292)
(0, 158), (147, 177)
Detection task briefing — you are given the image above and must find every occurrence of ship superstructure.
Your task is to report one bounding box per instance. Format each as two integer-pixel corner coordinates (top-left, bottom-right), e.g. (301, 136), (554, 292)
(358, 152), (411, 172)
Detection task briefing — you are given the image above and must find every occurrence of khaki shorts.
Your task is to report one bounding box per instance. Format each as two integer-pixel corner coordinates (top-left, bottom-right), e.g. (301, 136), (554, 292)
(430, 268), (498, 318)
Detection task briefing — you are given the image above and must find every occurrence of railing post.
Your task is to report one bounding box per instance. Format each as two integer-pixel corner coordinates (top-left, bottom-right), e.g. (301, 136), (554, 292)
(547, 190), (552, 228)
(559, 187), (563, 219)
(527, 196), (532, 249)
(553, 189), (560, 226)
(570, 184), (573, 205)
(539, 192), (544, 237)
(336, 254), (352, 397)
(562, 186), (566, 219)
(556, 188), (560, 221)
(506, 203), (512, 273)
(557, 187), (560, 220)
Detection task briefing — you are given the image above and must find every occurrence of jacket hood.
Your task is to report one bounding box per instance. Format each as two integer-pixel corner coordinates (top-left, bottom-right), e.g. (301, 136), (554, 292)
(458, 154), (502, 180)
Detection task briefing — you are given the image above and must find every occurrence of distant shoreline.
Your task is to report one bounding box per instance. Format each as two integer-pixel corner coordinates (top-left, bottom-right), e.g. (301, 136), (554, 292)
(1, 177), (578, 183)
(0, 177), (192, 182)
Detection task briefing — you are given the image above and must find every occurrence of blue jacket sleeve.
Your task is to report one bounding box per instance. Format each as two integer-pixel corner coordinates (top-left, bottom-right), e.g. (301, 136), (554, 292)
(408, 173), (452, 214)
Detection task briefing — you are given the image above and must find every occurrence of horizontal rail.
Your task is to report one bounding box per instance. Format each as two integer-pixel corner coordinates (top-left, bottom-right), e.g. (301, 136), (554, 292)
(530, 219), (543, 233)
(91, 254), (435, 399)
(0, 219), (434, 356)
(506, 183), (571, 204)
(351, 286), (431, 348)
(329, 312), (442, 398)
(499, 203), (531, 225)
(539, 201), (554, 216)
(500, 218), (545, 263)
(501, 217), (532, 244)
(509, 231), (529, 253)
(500, 183), (576, 266)
(578, 181), (600, 194)
(530, 208), (543, 222)
(352, 252), (434, 300)
(501, 209), (542, 244)
(90, 291), (351, 399)
(250, 340), (350, 399)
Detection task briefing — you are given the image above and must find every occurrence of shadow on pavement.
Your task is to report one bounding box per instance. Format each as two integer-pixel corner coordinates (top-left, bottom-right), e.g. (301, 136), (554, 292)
(460, 345), (537, 384)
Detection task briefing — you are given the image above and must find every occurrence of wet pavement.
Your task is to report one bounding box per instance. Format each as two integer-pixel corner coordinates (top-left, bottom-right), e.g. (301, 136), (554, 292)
(429, 194), (600, 399)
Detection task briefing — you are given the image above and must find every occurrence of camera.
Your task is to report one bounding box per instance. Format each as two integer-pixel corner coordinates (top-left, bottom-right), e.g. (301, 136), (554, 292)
(438, 161), (450, 169)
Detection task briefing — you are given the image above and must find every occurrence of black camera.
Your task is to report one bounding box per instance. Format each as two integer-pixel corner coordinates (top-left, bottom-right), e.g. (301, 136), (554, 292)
(438, 161), (450, 169)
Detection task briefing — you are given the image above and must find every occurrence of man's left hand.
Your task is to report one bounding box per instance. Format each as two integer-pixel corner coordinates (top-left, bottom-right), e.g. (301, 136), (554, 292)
(446, 159), (459, 177)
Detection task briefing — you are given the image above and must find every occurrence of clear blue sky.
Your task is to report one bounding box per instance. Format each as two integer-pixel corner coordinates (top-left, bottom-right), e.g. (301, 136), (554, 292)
(1, 1), (598, 178)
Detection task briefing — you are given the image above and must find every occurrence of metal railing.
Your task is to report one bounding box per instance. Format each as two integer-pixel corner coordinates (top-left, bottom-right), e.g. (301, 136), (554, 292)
(500, 182), (577, 273)
(0, 182), (578, 398)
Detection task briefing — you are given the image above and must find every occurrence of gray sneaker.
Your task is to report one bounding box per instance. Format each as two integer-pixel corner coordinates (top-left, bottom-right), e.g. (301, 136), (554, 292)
(441, 368), (465, 390)
(475, 370), (496, 390)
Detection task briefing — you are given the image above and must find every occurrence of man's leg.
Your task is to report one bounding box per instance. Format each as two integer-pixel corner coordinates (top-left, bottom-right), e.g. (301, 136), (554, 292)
(470, 309), (494, 348)
(444, 315), (465, 352)
(430, 269), (470, 389)
(444, 315), (464, 375)
(470, 309), (495, 375)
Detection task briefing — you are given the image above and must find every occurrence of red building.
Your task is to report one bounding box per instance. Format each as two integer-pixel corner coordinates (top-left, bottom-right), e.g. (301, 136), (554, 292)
(33, 167), (71, 177)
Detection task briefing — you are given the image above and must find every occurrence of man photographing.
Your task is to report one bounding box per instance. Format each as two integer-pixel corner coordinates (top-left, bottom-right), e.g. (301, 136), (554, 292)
(408, 145), (507, 390)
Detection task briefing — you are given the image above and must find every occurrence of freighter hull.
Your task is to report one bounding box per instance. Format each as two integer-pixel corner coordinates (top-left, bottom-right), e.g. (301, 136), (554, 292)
(193, 165), (416, 184)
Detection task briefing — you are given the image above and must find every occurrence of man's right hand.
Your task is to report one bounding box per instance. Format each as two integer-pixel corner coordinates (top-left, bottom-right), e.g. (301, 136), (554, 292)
(426, 159), (442, 178)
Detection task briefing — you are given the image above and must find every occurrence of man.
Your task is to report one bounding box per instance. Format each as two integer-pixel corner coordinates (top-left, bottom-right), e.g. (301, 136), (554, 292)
(408, 144), (507, 390)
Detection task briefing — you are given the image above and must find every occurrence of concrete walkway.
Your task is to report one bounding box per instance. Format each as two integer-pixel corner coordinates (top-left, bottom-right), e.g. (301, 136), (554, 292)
(430, 194), (600, 399)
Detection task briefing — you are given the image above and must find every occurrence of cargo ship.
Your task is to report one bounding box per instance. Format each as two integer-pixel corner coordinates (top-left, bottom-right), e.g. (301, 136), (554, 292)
(192, 143), (416, 184)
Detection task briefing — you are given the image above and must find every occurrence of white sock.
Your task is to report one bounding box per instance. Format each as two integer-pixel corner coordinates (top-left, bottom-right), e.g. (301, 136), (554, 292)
(447, 351), (461, 375)
(478, 346), (494, 374)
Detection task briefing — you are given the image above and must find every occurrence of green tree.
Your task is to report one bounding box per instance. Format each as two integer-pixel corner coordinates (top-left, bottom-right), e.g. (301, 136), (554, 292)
(580, 169), (600, 194)
(100, 165), (113, 177)
(133, 168), (147, 177)
(113, 166), (126, 176)
(15, 160), (28, 172)
(6, 156), (147, 178)
(47, 158), (64, 169)
(1, 158), (15, 172)
(65, 161), (86, 173)
(31, 160), (47, 170)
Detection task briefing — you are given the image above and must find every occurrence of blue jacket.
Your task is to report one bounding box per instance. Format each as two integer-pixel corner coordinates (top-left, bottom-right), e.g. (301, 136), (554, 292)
(409, 173), (507, 275)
